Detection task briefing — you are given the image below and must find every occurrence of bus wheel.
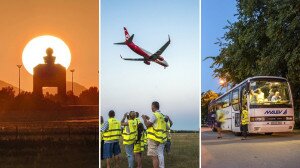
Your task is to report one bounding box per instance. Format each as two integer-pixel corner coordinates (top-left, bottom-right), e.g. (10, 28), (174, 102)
(265, 133), (273, 135)
(234, 132), (241, 136)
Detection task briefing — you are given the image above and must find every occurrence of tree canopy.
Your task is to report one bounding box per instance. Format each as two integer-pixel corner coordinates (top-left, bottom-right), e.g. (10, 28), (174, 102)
(209, 0), (300, 100)
(201, 90), (219, 124)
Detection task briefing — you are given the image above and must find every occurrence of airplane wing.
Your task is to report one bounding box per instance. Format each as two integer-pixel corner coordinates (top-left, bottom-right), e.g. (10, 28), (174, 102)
(149, 35), (171, 60)
(120, 55), (145, 61)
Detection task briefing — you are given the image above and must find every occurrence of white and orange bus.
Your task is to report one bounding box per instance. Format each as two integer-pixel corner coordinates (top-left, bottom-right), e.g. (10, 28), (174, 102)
(208, 76), (294, 135)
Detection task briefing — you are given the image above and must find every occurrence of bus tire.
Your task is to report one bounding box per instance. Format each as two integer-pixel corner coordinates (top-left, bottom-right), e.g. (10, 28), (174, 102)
(265, 133), (273, 135)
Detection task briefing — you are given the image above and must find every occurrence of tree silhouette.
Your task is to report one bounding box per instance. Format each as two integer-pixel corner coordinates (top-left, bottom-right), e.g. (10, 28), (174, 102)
(79, 87), (99, 105)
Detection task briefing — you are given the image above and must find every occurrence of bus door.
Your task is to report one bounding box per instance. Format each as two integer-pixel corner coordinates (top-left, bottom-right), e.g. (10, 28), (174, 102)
(231, 88), (241, 132)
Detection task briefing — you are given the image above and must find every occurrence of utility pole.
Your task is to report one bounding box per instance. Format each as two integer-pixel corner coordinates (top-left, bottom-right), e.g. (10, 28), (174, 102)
(17, 64), (22, 95)
(70, 69), (75, 95)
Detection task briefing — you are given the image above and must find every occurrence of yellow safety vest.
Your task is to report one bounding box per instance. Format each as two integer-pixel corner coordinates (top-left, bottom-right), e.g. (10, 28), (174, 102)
(241, 110), (249, 125)
(144, 131), (147, 145)
(102, 118), (121, 141)
(216, 110), (225, 123)
(135, 118), (141, 125)
(147, 111), (167, 143)
(122, 119), (137, 145)
(134, 132), (146, 153)
(100, 123), (104, 140)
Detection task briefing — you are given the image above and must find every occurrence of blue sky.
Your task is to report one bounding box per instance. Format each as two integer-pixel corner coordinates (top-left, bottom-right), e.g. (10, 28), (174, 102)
(201, 0), (237, 93)
(101, 0), (199, 130)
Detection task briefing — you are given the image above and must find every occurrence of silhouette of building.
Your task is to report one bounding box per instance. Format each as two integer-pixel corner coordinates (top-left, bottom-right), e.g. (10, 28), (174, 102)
(33, 48), (66, 97)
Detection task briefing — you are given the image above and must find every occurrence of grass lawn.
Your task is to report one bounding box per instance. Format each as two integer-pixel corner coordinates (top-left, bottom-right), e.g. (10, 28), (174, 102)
(101, 133), (199, 168)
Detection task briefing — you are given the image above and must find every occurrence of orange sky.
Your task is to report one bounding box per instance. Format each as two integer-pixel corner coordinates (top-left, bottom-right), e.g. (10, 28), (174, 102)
(0, 0), (99, 91)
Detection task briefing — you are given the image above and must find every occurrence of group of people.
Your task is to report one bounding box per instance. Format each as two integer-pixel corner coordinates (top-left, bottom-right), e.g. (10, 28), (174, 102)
(209, 104), (249, 140)
(100, 101), (173, 168)
(250, 88), (282, 103)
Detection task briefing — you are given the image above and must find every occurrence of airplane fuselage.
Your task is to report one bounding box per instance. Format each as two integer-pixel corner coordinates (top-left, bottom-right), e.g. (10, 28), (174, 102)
(126, 41), (169, 67)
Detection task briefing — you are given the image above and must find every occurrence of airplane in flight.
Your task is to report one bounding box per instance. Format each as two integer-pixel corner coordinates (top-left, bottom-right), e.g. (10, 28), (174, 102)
(114, 27), (170, 68)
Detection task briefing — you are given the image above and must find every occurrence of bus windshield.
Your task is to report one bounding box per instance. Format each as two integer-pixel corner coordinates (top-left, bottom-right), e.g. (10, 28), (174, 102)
(249, 79), (292, 107)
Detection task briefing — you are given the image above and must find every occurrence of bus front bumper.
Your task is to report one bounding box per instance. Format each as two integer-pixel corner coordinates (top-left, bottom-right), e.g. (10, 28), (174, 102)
(248, 121), (294, 133)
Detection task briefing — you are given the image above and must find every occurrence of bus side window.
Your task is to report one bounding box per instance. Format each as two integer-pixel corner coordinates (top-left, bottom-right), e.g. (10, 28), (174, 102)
(231, 89), (240, 111)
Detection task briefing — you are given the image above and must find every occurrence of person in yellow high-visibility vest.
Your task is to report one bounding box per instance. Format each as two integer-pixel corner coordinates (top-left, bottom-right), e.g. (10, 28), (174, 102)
(135, 112), (142, 125)
(134, 122), (146, 168)
(241, 105), (250, 140)
(142, 101), (168, 168)
(121, 111), (137, 168)
(164, 115), (173, 154)
(101, 110), (122, 168)
(216, 105), (225, 139)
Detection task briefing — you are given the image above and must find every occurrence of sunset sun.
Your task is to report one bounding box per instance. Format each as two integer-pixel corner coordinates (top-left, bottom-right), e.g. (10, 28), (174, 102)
(22, 35), (71, 75)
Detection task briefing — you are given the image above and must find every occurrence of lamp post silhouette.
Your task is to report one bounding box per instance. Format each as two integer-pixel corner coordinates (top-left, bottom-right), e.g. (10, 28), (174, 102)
(70, 69), (75, 95)
(17, 64), (22, 95)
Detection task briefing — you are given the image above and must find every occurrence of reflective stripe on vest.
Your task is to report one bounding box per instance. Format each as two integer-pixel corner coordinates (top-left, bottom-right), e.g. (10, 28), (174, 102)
(147, 111), (167, 143)
(241, 110), (249, 125)
(135, 118), (141, 125)
(122, 119), (137, 145)
(134, 132), (146, 153)
(100, 123), (104, 140)
(103, 118), (121, 141)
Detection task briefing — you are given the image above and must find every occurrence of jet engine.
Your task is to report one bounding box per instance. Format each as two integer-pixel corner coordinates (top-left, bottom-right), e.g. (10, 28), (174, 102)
(158, 57), (164, 61)
(144, 61), (150, 65)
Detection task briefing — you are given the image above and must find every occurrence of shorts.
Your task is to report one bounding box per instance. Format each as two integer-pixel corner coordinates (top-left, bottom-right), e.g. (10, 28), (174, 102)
(147, 139), (159, 156)
(103, 141), (121, 159)
(241, 124), (248, 132)
(216, 122), (222, 128)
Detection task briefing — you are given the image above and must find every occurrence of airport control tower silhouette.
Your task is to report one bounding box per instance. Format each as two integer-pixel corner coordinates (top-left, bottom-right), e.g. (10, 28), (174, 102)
(33, 48), (66, 97)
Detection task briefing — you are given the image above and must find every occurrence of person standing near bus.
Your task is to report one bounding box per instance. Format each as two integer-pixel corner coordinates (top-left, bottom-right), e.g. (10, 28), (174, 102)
(216, 105), (225, 139)
(102, 110), (122, 168)
(121, 111), (138, 168)
(241, 105), (250, 140)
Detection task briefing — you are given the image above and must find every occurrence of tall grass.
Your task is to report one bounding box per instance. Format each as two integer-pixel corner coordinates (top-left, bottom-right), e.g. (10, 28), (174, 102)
(101, 133), (199, 168)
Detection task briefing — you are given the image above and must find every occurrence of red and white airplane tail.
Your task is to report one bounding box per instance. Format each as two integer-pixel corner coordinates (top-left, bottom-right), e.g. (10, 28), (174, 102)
(114, 27), (134, 45)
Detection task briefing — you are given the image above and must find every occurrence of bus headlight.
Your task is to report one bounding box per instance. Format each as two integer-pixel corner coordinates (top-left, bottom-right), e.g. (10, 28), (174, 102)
(250, 117), (265, 122)
(286, 116), (293, 121)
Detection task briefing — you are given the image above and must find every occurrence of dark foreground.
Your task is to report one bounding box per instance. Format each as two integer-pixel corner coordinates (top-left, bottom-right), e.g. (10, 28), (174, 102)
(202, 127), (300, 168)
(101, 133), (199, 168)
(0, 120), (99, 168)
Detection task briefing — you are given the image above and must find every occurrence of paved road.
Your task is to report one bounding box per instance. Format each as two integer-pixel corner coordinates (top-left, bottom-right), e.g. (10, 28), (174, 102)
(201, 127), (300, 168)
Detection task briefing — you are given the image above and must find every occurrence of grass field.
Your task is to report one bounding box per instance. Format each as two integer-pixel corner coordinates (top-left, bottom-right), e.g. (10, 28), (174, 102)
(101, 133), (199, 168)
(0, 121), (99, 168)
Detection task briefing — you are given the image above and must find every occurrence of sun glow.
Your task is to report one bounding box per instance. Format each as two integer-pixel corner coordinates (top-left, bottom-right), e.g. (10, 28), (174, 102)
(22, 35), (71, 75)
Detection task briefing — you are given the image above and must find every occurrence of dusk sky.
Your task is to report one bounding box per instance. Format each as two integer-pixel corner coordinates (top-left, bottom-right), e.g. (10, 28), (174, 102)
(0, 0), (98, 91)
(101, 0), (199, 130)
(201, 0), (237, 93)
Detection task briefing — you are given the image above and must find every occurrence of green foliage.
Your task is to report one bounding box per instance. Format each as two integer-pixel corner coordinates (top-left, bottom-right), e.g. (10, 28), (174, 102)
(209, 0), (300, 95)
(201, 90), (219, 124)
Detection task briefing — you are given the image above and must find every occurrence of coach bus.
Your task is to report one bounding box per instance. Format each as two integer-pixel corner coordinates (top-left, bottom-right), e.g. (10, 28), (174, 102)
(208, 76), (294, 135)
